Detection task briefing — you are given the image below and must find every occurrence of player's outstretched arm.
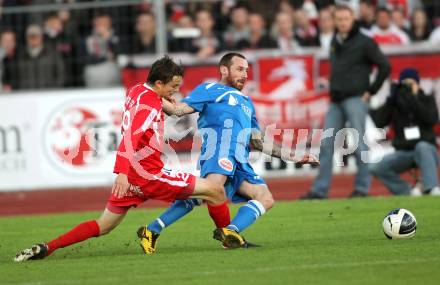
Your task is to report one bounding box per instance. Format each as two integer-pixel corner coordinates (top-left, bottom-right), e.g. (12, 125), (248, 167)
(162, 98), (195, 117)
(250, 130), (319, 166)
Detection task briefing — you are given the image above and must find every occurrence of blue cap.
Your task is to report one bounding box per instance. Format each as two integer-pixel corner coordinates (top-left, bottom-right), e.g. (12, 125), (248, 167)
(399, 68), (420, 83)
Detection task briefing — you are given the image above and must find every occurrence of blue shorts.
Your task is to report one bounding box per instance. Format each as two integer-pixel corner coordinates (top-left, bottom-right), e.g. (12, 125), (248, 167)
(199, 151), (266, 204)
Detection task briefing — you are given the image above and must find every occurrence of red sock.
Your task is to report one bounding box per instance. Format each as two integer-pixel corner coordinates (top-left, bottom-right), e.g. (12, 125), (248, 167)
(207, 201), (230, 228)
(46, 220), (100, 256)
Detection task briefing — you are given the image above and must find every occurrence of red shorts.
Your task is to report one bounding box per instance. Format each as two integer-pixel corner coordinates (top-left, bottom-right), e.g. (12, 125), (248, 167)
(106, 168), (196, 214)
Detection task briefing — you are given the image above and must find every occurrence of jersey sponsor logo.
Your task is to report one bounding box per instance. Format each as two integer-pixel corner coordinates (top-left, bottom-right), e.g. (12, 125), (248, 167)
(228, 95), (238, 106)
(218, 158), (234, 172)
(241, 104), (252, 118)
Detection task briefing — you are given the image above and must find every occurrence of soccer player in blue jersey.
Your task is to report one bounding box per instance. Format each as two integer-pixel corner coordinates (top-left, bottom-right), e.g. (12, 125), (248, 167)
(137, 53), (319, 253)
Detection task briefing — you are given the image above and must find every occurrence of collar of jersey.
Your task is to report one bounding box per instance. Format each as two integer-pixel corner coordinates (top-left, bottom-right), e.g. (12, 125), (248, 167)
(210, 82), (249, 100)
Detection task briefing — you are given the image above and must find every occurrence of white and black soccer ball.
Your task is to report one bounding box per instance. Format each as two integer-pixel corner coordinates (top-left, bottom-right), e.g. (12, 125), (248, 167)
(382, 208), (417, 239)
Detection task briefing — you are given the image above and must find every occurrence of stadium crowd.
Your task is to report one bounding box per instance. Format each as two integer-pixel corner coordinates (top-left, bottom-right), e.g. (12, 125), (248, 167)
(1, 0), (440, 91)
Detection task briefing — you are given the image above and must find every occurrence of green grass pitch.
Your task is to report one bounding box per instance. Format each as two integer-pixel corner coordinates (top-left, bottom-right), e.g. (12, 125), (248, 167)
(1, 196), (440, 285)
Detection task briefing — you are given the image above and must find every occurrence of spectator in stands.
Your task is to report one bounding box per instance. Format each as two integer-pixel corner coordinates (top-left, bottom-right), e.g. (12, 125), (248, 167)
(370, 7), (411, 45)
(190, 10), (223, 59)
(124, 12), (156, 54)
(318, 8), (335, 51)
(302, 0), (319, 23)
(359, 0), (376, 29)
(223, 6), (251, 50)
(176, 14), (194, 29)
(236, 13), (277, 50)
(429, 25), (440, 44)
(169, 14), (196, 52)
(278, 0), (295, 16)
(391, 7), (410, 34)
(294, 9), (319, 47)
(213, 0), (237, 34)
(0, 29), (19, 92)
(409, 8), (432, 41)
(82, 14), (120, 87)
(44, 13), (76, 87)
(15, 24), (65, 90)
(273, 12), (301, 52)
(377, 0), (424, 18)
(301, 4), (390, 199)
(57, 8), (83, 86)
(369, 68), (440, 196)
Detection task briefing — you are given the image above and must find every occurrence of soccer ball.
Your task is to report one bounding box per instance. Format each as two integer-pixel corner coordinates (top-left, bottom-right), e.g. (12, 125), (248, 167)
(382, 208), (417, 239)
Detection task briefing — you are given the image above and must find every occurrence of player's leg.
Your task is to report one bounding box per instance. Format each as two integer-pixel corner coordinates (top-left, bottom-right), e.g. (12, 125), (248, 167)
(147, 173), (229, 236)
(147, 199), (202, 235)
(227, 181), (273, 234)
(214, 182), (272, 249)
(138, 171), (229, 254)
(14, 208), (126, 262)
(204, 174), (230, 228)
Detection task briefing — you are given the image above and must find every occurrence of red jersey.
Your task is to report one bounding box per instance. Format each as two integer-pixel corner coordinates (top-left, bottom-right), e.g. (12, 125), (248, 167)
(113, 83), (164, 184)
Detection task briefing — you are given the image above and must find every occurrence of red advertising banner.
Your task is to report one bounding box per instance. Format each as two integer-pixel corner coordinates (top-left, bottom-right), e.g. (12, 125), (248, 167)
(121, 52), (440, 134)
(257, 55), (315, 98)
(318, 53), (440, 80)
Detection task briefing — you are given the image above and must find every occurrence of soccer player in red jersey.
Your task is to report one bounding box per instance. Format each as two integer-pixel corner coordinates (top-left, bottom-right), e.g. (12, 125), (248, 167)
(14, 56), (230, 261)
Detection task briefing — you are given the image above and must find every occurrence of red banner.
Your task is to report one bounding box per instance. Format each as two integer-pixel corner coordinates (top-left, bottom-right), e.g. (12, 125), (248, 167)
(121, 52), (440, 133)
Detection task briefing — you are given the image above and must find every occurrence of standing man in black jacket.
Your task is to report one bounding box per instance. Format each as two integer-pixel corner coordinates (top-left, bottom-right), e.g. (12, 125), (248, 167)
(369, 68), (440, 196)
(301, 4), (391, 199)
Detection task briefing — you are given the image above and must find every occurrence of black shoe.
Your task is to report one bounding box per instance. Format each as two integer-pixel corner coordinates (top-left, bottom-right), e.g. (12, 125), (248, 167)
(299, 191), (326, 200)
(14, 243), (48, 262)
(242, 241), (261, 248)
(349, 190), (368, 198)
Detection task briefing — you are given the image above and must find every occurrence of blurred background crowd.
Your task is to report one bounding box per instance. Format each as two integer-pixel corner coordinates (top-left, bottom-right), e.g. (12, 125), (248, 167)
(1, 0), (440, 91)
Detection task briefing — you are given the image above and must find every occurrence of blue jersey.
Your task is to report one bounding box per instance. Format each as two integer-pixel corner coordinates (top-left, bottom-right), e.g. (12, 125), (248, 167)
(182, 82), (265, 203)
(182, 82), (260, 165)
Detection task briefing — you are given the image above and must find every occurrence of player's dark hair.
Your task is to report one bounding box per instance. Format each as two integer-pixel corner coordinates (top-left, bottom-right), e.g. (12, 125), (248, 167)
(146, 55), (184, 85)
(219, 52), (247, 68)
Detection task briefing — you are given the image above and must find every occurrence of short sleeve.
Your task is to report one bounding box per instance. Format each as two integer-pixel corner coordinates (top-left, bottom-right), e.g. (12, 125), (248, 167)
(182, 83), (213, 112)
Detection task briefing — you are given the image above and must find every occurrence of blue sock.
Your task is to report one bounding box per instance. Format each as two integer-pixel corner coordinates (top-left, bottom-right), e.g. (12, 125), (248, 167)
(227, 200), (266, 233)
(147, 199), (201, 234)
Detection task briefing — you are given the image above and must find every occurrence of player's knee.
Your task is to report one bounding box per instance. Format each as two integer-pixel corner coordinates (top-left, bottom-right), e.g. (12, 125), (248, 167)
(96, 219), (116, 236)
(262, 194), (275, 211)
(256, 191), (274, 211)
(208, 182), (226, 203)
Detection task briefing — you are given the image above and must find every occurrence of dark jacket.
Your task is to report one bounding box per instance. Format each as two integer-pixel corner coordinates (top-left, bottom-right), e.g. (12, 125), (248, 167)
(370, 83), (439, 151)
(16, 46), (65, 90)
(235, 34), (277, 50)
(2, 52), (20, 89)
(329, 24), (391, 103)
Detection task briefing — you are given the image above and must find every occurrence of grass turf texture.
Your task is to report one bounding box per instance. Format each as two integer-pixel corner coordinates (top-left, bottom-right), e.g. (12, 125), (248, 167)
(1, 196), (439, 285)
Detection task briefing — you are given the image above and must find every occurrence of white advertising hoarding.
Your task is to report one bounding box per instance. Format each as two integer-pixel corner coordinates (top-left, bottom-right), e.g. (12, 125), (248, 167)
(0, 88), (125, 191)
(0, 88), (381, 192)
